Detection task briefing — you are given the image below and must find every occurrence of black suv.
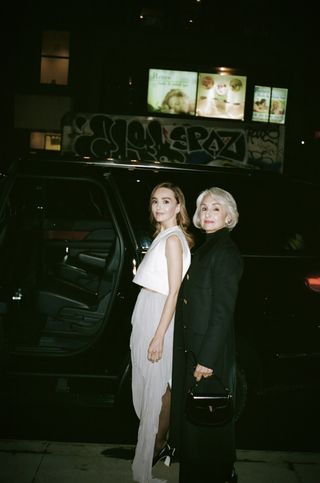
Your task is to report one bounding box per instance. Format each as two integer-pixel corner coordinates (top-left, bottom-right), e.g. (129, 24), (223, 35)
(0, 158), (320, 425)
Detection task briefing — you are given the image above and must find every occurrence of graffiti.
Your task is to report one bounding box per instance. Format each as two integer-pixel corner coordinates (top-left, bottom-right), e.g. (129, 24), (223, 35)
(62, 113), (284, 172)
(247, 127), (283, 170)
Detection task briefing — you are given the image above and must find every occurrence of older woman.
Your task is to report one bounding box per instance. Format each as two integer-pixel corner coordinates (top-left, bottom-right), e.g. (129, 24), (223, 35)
(170, 187), (243, 483)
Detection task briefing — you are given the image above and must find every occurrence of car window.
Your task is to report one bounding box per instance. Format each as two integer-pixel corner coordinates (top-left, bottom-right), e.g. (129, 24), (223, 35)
(113, 172), (154, 251)
(44, 178), (109, 220)
(233, 177), (320, 256)
(115, 169), (320, 257)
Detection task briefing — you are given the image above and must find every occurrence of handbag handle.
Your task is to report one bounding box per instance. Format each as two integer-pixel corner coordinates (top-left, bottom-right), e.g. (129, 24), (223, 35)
(187, 350), (231, 394)
(190, 377), (231, 397)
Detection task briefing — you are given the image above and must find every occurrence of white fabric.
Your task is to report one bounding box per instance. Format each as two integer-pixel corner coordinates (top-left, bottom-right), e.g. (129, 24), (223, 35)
(130, 289), (172, 483)
(133, 226), (191, 295)
(130, 226), (191, 483)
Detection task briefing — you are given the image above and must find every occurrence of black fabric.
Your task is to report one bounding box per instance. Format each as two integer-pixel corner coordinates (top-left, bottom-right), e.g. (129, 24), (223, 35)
(179, 460), (234, 483)
(170, 228), (243, 479)
(185, 380), (233, 427)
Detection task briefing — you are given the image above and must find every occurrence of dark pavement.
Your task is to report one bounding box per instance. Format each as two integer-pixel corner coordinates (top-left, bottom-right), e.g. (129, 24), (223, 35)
(1, 439), (320, 483)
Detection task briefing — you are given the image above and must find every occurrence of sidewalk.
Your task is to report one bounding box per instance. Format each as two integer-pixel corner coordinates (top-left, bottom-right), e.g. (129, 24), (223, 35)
(1, 439), (320, 483)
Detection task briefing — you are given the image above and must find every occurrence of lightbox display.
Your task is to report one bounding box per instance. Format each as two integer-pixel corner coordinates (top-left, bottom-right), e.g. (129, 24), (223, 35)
(196, 73), (247, 120)
(269, 87), (288, 124)
(147, 68), (198, 116)
(252, 85), (271, 122)
(252, 86), (288, 124)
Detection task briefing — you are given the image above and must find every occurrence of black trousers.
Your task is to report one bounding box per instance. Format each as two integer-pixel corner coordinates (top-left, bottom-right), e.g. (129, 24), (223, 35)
(179, 460), (234, 483)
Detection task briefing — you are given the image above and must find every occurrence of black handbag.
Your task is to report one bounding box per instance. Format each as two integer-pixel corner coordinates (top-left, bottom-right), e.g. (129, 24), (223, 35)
(185, 375), (233, 427)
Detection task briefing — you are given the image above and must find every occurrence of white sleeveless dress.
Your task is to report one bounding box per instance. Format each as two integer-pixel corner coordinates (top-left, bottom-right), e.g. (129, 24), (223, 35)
(130, 226), (191, 483)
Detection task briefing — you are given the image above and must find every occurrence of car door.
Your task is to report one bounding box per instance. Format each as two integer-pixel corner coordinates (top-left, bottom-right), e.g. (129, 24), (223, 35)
(0, 173), (124, 356)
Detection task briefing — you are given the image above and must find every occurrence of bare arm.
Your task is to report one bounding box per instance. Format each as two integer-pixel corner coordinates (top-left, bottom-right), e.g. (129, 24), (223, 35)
(147, 235), (183, 363)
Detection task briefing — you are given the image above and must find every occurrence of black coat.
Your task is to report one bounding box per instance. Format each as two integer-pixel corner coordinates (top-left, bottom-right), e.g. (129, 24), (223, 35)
(170, 227), (243, 471)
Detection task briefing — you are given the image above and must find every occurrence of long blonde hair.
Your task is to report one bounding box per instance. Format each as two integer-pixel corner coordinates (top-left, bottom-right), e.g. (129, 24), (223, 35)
(149, 182), (194, 248)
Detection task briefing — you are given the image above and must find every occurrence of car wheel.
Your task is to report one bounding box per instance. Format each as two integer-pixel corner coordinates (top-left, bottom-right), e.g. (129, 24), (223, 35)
(235, 334), (264, 418)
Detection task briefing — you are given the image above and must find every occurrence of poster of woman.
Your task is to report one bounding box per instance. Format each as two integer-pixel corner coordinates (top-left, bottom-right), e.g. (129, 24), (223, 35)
(252, 85), (271, 122)
(269, 88), (288, 124)
(147, 69), (197, 115)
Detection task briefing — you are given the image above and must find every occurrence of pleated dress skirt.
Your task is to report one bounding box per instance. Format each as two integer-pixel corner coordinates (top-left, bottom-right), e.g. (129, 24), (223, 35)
(130, 288), (174, 483)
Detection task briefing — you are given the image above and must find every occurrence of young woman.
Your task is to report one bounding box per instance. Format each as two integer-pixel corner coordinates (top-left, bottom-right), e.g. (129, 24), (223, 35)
(170, 187), (243, 483)
(130, 182), (193, 483)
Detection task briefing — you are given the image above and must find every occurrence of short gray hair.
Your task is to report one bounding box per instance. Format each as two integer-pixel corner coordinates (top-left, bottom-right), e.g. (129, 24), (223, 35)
(193, 187), (239, 231)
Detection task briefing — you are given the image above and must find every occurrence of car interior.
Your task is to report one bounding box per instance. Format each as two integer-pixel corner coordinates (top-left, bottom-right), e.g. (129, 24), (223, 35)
(0, 176), (123, 352)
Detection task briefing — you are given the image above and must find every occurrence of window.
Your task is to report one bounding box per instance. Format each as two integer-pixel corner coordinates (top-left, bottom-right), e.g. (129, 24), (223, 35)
(40, 31), (70, 85)
(30, 132), (61, 151)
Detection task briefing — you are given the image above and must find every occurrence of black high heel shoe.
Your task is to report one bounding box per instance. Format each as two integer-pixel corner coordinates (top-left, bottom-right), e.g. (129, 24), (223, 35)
(152, 443), (175, 467)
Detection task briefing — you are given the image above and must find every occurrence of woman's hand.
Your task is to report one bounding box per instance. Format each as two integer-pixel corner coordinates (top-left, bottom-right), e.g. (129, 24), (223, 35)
(147, 335), (164, 363)
(194, 364), (214, 382)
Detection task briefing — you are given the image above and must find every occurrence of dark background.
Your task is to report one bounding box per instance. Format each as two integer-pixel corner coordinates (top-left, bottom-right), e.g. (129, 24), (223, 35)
(1, 378), (319, 452)
(2, 0), (320, 181)
(1, 0), (319, 452)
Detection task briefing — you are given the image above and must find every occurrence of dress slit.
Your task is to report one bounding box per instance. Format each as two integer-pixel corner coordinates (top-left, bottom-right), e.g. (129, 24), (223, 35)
(130, 288), (174, 483)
